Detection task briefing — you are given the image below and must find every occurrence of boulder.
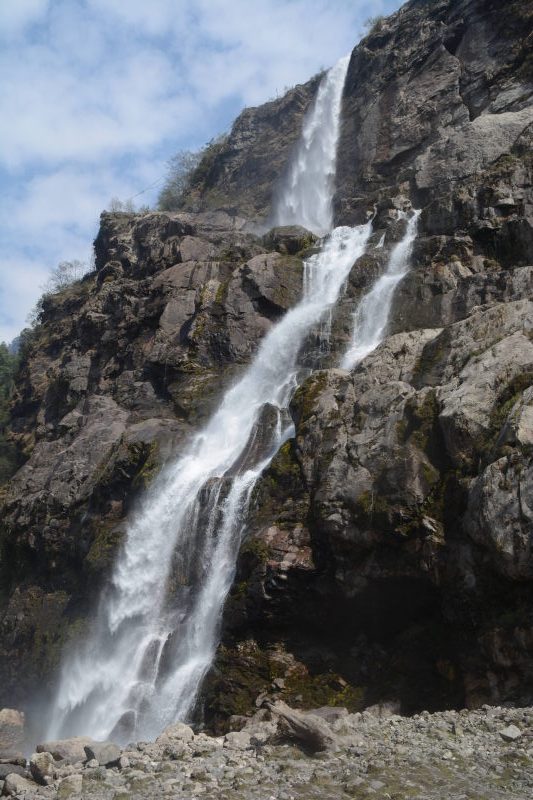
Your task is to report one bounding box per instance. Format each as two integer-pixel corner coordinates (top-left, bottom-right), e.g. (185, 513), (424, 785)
(499, 725), (522, 742)
(3, 773), (37, 796)
(262, 226), (318, 255)
(37, 736), (95, 764)
(156, 722), (194, 744)
(83, 741), (121, 766)
(264, 700), (339, 752)
(30, 751), (56, 784)
(0, 709), (25, 761)
(223, 731), (252, 750)
(0, 764), (26, 780)
(307, 707), (349, 724)
(57, 773), (83, 797)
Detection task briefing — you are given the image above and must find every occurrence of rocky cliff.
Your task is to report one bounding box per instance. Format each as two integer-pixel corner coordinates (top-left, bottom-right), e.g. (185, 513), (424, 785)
(1, 0), (532, 731)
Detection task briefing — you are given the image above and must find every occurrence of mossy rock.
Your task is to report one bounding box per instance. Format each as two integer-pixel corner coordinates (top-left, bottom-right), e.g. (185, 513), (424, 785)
(239, 536), (272, 567)
(85, 521), (124, 574)
(202, 640), (365, 731)
(131, 440), (161, 490)
(292, 371), (329, 423)
(353, 489), (391, 521)
(485, 371), (533, 454)
(284, 667), (365, 711)
(399, 390), (440, 454)
(250, 437), (308, 528)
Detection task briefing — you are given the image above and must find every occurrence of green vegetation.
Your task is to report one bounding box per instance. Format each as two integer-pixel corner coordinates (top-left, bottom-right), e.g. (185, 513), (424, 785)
(239, 536), (272, 566)
(354, 490), (390, 520)
(131, 440), (161, 491)
(485, 371), (533, 455)
(158, 135), (227, 211)
(364, 15), (385, 34)
(0, 343), (20, 484)
(399, 390), (440, 452)
(27, 259), (91, 327)
(284, 669), (365, 711)
(206, 640), (365, 731)
(85, 522), (123, 574)
(292, 371), (328, 422)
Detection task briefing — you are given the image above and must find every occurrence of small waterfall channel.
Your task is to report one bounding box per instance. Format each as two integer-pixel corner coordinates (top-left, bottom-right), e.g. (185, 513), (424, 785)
(341, 210), (421, 370)
(48, 53), (421, 743)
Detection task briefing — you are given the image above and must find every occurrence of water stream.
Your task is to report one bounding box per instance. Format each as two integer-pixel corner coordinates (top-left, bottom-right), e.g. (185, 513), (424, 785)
(272, 55), (350, 235)
(47, 54), (368, 743)
(48, 52), (420, 743)
(341, 210), (421, 370)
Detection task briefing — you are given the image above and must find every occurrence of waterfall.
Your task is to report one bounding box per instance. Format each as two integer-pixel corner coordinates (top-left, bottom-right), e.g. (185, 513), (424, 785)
(340, 210), (421, 370)
(272, 55), (350, 235)
(47, 54), (371, 743)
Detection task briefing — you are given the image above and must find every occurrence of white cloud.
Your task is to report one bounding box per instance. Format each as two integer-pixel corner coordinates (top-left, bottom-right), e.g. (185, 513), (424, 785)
(0, 0), (404, 343)
(0, 256), (52, 342)
(0, 0), (50, 37)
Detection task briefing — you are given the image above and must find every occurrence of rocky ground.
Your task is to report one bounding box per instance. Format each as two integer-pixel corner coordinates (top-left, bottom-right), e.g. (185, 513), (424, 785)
(1, 703), (533, 799)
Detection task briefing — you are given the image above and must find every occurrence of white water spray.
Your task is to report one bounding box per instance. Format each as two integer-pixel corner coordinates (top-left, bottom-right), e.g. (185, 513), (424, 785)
(341, 210), (421, 370)
(272, 55), (350, 235)
(47, 55), (371, 743)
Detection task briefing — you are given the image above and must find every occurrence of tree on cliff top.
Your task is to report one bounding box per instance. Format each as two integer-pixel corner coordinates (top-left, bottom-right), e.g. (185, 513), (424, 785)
(157, 150), (203, 211)
(27, 259), (90, 327)
(157, 135), (227, 211)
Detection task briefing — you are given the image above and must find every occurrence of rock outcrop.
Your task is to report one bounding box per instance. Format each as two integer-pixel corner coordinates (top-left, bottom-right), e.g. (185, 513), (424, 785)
(0, 0), (532, 738)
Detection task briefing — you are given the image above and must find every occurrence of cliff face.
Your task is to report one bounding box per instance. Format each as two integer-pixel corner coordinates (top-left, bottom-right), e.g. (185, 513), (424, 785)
(178, 76), (322, 221)
(0, 213), (312, 705)
(1, 0), (533, 723)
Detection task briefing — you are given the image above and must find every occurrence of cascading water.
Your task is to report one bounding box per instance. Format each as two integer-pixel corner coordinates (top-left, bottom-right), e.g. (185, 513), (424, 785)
(46, 53), (370, 743)
(272, 55), (350, 235)
(341, 210), (421, 370)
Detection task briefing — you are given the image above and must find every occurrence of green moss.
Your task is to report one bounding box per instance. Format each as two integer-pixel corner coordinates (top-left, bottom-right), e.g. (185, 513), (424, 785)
(396, 418), (408, 441)
(131, 440), (160, 490)
(398, 390), (440, 453)
(488, 372), (533, 443)
(85, 522), (122, 573)
(250, 437), (308, 529)
(204, 641), (365, 731)
(292, 371), (328, 422)
(284, 669), (365, 711)
(295, 235), (317, 256)
(215, 279), (229, 305)
(421, 461), (439, 488)
(239, 536), (272, 566)
(204, 641), (275, 728)
(354, 490), (390, 519)
(269, 440), (301, 484)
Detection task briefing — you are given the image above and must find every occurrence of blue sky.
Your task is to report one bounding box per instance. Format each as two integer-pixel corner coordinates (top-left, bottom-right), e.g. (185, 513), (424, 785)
(0, 0), (404, 343)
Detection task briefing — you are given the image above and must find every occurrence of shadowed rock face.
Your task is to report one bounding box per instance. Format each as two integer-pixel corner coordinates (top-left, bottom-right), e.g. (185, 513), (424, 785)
(1, 0), (533, 726)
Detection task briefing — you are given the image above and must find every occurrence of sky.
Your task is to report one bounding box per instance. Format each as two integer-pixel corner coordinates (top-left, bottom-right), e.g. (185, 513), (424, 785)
(0, 0), (404, 343)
